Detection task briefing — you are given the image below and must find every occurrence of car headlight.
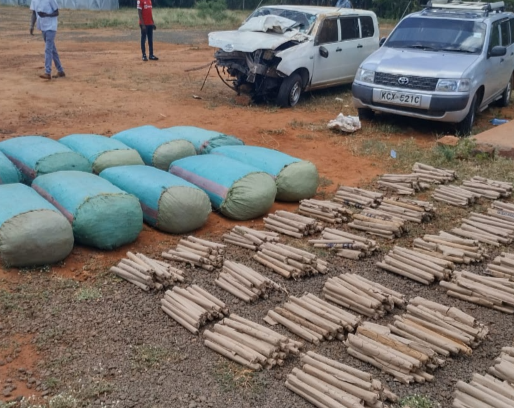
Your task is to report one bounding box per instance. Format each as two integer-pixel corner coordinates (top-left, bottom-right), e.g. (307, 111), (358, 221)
(356, 68), (375, 84)
(436, 79), (471, 92)
(222, 43), (235, 52)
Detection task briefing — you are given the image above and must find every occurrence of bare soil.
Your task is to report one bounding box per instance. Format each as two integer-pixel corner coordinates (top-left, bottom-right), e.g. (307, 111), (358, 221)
(2, 6), (514, 408)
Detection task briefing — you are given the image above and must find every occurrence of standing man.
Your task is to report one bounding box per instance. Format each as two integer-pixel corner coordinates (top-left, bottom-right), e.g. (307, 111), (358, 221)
(30, 0), (65, 80)
(137, 0), (158, 61)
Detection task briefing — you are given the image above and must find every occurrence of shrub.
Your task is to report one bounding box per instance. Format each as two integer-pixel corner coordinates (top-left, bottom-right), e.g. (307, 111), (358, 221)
(196, 0), (229, 20)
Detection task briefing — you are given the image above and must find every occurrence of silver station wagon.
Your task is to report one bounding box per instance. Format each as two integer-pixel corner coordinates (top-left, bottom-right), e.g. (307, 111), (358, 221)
(209, 6), (379, 107)
(352, 0), (514, 134)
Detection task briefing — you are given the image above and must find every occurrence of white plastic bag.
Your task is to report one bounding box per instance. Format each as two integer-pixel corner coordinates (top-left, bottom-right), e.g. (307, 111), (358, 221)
(327, 113), (361, 133)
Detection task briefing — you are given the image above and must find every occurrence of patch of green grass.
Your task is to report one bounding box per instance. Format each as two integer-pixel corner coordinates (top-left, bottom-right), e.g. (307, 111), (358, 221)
(75, 287), (102, 301)
(212, 361), (265, 394)
(297, 133), (316, 140)
(76, 379), (114, 401)
(288, 119), (326, 132)
(15, 393), (80, 408)
(0, 289), (17, 311)
(60, 7), (245, 30)
(35, 328), (64, 351)
(400, 394), (435, 408)
(318, 177), (334, 188)
(43, 377), (61, 390)
(259, 128), (285, 136)
(131, 345), (173, 369)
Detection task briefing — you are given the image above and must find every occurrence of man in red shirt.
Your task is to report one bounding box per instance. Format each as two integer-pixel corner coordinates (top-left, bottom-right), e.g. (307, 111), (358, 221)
(137, 0), (158, 61)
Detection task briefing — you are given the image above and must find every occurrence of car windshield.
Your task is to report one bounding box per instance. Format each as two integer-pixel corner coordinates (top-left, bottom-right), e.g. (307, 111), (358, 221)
(385, 17), (486, 54)
(245, 7), (317, 33)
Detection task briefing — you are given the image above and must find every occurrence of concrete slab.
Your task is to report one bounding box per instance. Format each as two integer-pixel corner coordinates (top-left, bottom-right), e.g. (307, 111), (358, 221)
(472, 121), (514, 158)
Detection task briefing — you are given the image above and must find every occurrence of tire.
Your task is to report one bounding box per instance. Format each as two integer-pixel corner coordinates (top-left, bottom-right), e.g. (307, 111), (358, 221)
(498, 74), (513, 107)
(277, 73), (302, 107)
(357, 108), (375, 120)
(456, 93), (478, 137)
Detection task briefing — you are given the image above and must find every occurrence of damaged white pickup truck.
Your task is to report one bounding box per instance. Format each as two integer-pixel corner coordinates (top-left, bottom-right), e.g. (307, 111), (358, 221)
(208, 6), (379, 107)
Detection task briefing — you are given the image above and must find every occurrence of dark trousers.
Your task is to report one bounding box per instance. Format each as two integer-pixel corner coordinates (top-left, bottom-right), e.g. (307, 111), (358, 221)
(140, 25), (154, 56)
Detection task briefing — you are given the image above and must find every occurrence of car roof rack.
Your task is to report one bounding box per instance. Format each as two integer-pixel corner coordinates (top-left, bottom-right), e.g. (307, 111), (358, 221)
(425, 0), (505, 15)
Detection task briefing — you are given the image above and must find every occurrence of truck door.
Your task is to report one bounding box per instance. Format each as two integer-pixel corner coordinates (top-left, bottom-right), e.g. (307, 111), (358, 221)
(338, 16), (364, 82)
(311, 17), (343, 86)
(483, 21), (506, 104)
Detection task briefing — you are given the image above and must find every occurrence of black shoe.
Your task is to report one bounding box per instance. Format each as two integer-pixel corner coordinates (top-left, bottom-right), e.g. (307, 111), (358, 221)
(149, 55), (159, 61)
(142, 55), (148, 61)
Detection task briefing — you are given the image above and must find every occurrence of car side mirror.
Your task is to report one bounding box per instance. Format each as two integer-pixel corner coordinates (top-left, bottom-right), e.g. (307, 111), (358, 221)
(379, 37), (386, 47)
(489, 45), (507, 58)
(319, 46), (329, 58)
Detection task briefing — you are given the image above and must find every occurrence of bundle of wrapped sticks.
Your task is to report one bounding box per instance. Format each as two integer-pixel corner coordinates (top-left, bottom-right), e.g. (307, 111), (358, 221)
(376, 197), (435, 223)
(450, 205), (514, 246)
(254, 242), (329, 278)
(110, 251), (184, 291)
(344, 321), (444, 384)
(298, 198), (353, 224)
(203, 314), (303, 370)
(460, 176), (512, 199)
(403, 297), (488, 349)
(440, 270), (514, 314)
(349, 210), (405, 239)
(215, 260), (285, 303)
(223, 226), (279, 251)
(333, 186), (383, 209)
(161, 285), (229, 334)
(310, 228), (378, 260)
(487, 252), (514, 280)
(377, 173), (430, 195)
(264, 294), (361, 344)
(412, 232), (488, 264)
(162, 236), (225, 271)
(433, 185), (480, 207)
(412, 162), (456, 184)
(377, 246), (453, 285)
(453, 347), (514, 408)
(322, 274), (406, 319)
(263, 210), (323, 238)
(287, 351), (398, 408)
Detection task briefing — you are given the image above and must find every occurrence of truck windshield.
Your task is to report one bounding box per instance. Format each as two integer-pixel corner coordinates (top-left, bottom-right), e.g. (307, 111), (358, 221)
(245, 7), (317, 33)
(385, 17), (486, 54)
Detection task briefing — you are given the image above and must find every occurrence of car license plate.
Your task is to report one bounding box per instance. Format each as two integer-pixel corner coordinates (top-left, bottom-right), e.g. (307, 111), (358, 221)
(379, 91), (421, 106)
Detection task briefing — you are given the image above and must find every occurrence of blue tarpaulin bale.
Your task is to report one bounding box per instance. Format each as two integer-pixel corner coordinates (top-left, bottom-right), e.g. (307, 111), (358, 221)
(169, 155), (276, 220)
(100, 165), (211, 234)
(0, 151), (20, 185)
(59, 134), (144, 174)
(162, 126), (244, 154)
(0, 136), (92, 183)
(32, 171), (143, 250)
(0, 184), (74, 267)
(211, 146), (319, 202)
(112, 125), (196, 170)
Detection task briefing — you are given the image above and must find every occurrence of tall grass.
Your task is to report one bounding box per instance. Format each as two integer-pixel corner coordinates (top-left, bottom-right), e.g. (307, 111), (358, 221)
(59, 7), (245, 30)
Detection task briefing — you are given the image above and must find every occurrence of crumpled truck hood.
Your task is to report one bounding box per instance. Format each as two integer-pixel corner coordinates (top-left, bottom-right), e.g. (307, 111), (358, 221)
(208, 30), (309, 53)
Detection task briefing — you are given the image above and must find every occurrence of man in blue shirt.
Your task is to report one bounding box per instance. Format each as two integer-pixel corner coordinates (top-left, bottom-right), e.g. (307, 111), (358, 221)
(336, 0), (353, 8)
(30, 0), (65, 80)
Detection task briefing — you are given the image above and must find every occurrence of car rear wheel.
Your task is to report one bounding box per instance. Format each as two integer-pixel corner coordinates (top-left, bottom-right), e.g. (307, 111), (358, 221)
(498, 74), (513, 107)
(277, 73), (302, 107)
(357, 108), (375, 120)
(456, 93), (478, 137)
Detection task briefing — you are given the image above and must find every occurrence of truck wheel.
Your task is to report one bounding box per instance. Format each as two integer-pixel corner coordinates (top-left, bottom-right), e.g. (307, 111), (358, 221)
(357, 108), (375, 120)
(498, 74), (512, 107)
(277, 73), (302, 107)
(456, 93), (477, 137)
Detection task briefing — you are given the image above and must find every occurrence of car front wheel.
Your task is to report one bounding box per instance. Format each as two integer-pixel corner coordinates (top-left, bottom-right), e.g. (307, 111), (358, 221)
(498, 74), (513, 107)
(277, 73), (302, 107)
(456, 93), (478, 136)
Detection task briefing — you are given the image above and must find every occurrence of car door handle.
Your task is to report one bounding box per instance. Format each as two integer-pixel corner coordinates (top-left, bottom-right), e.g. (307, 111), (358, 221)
(336, 47), (342, 52)
(501, 58), (505, 62)
(357, 44), (363, 48)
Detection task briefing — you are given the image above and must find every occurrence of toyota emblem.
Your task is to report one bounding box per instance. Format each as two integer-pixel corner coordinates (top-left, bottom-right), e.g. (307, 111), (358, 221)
(398, 77), (409, 85)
